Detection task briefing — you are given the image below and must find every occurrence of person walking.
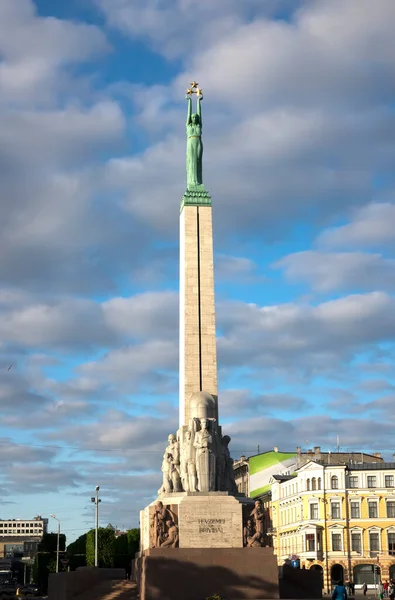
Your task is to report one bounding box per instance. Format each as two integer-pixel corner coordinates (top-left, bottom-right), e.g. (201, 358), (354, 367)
(379, 582), (385, 600)
(388, 581), (395, 600)
(332, 580), (348, 600)
(384, 581), (389, 598)
(363, 582), (368, 596)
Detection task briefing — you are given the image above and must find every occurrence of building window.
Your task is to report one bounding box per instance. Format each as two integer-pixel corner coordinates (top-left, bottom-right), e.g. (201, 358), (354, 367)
(351, 532), (362, 552)
(369, 531), (380, 552)
(331, 502), (341, 519)
(306, 533), (315, 551)
(312, 478), (317, 491)
(387, 502), (395, 518)
(310, 503), (319, 520)
(367, 476), (376, 488)
(388, 533), (395, 555)
(318, 477), (322, 490)
(368, 502), (378, 518)
(385, 475), (394, 488)
(350, 502), (360, 519)
(307, 479), (310, 491)
(349, 476), (358, 488)
(332, 533), (342, 551)
(331, 476), (339, 490)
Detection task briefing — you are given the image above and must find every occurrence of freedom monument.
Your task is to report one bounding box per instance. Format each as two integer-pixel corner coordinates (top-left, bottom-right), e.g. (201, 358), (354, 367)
(135, 83), (279, 600)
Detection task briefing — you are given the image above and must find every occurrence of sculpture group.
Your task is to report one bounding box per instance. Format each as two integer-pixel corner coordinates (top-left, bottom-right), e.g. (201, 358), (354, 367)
(151, 501), (179, 548)
(244, 500), (266, 547)
(159, 417), (238, 495)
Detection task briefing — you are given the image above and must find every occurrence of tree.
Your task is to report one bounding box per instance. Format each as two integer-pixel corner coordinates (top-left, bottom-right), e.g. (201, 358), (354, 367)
(38, 533), (66, 553)
(86, 528), (115, 568)
(67, 532), (87, 556)
(127, 529), (140, 558)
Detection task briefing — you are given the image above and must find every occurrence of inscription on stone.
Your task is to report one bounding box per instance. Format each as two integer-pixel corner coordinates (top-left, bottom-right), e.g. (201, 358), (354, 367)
(198, 518), (226, 533)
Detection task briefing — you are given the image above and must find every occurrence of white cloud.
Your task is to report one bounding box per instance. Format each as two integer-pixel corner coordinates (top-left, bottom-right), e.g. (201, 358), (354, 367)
(0, 0), (110, 105)
(218, 292), (395, 371)
(317, 203), (395, 250)
(276, 251), (395, 293)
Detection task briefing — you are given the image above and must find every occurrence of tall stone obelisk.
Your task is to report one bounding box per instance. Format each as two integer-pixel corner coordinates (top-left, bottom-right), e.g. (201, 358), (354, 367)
(179, 84), (218, 428)
(136, 83), (280, 600)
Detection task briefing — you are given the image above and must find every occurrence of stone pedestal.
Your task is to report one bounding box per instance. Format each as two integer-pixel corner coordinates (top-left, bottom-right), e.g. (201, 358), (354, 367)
(137, 493), (280, 600)
(136, 547), (279, 600)
(141, 492), (248, 550)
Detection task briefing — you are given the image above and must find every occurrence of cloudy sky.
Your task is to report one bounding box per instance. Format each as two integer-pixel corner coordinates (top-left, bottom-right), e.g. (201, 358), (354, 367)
(1, 0), (395, 542)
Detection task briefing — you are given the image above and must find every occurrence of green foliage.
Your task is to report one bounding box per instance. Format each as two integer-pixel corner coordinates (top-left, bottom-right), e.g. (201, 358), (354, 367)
(38, 533), (66, 553)
(32, 553), (53, 593)
(67, 532), (87, 555)
(127, 528), (140, 557)
(86, 528), (115, 568)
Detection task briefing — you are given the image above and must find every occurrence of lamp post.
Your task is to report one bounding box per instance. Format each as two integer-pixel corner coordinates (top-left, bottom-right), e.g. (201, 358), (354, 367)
(91, 486), (101, 567)
(49, 514), (60, 573)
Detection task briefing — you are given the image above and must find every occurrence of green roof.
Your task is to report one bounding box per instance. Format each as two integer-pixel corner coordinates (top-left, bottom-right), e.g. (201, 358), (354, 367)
(249, 451), (296, 475)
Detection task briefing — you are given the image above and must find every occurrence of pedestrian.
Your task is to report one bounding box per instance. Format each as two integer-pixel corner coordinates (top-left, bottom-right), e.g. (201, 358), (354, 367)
(384, 581), (389, 598)
(389, 581), (395, 600)
(363, 582), (368, 596)
(332, 580), (348, 600)
(379, 582), (385, 600)
(347, 581), (352, 596)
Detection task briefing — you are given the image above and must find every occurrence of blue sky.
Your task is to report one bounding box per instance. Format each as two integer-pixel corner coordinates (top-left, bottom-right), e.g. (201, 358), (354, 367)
(1, 0), (395, 543)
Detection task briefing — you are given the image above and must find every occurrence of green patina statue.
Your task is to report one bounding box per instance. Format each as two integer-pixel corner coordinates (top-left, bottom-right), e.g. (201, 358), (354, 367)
(181, 82), (211, 209)
(185, 81), (203, 188)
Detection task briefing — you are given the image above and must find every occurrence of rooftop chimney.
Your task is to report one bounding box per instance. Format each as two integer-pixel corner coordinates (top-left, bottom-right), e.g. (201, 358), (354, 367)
(314, 446), (321, 460)
(296, 446), (301, 455)
(373, 452), (381, 459)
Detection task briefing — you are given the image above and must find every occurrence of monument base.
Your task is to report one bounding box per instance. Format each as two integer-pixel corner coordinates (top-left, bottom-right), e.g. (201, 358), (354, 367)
(136, 547), (279, 600)
(141, 492), (254, 550)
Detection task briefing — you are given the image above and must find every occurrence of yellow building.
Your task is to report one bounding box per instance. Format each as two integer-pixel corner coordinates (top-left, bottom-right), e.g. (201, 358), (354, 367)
(271, 460), (395, 591)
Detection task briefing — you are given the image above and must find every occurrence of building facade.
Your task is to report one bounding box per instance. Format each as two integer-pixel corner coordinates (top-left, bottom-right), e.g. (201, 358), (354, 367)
(271, 461), (395, 590)
(234, 446), (383, 499)
(0, 516), (47, 538)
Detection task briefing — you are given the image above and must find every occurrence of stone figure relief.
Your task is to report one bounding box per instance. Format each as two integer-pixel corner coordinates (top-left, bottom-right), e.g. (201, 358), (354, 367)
(218, 435), (238, 494)
(194, 418), (216, 491)
(159, 414), (238, 494)
(150, 502), (179, 548)
(241, 499), (264, 547)
(181, 428), (198, 492)
(160, 434), (182, 494)
(159, 520), (179, 548)
(244, 519), (262, 547)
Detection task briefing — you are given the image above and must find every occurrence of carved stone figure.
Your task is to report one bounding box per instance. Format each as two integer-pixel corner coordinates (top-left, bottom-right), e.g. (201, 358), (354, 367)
(221, 435), (238, 494)
(181, 428), (198, 492)
(185, 88), (203, 188)
(167, 434), (182, 492)
(250, 499), (265, 541)
(151, 501), (173, 548)
(194, 418), (216, 491)
(243, 519), (262, 547)
(160, 434), (182, 494)
(160, 520), (179, 548)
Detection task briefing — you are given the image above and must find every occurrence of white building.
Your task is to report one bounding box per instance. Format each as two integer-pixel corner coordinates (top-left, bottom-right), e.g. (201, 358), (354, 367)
(0, 515), (48, 537)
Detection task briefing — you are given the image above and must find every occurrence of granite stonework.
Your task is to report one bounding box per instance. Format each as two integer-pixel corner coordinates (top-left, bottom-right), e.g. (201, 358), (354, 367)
(136, 548), (279, 600)
(135, 86), (281, 600)
(140, 492), (253, 551)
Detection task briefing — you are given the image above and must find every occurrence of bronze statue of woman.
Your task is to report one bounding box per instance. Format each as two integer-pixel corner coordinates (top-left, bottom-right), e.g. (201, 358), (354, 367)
(185, 92), (203, 187)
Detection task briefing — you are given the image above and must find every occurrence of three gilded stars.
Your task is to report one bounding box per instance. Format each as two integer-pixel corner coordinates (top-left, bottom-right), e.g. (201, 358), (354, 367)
(186, 81), (203, 96)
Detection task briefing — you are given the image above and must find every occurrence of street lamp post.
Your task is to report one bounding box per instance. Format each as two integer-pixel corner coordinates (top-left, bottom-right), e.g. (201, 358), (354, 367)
(49, 514), (60, 573)
(91, 486), (101, 567)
